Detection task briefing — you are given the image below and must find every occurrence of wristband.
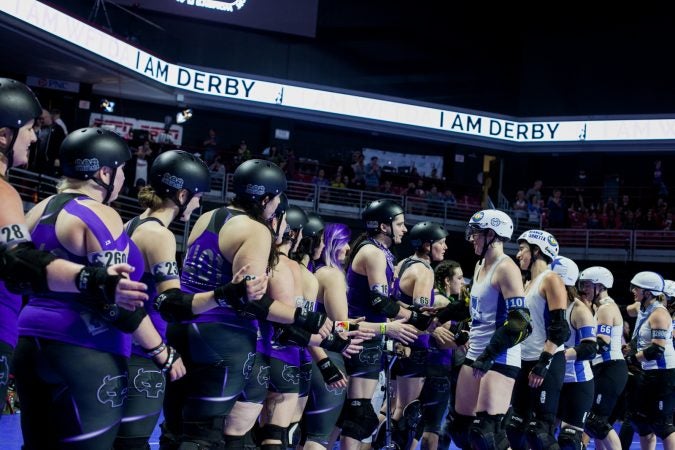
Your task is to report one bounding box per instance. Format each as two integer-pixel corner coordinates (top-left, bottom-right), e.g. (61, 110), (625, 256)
(380, 323), (387, 335)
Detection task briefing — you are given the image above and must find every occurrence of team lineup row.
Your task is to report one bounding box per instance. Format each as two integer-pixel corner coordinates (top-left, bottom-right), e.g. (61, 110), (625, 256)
(0, 79), (673, 450)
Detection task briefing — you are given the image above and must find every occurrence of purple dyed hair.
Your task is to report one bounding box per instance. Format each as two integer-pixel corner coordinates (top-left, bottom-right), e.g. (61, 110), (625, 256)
(322, 222), (351, 270)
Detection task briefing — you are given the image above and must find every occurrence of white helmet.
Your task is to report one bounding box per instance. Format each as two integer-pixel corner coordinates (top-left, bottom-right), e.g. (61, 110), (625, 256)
(550, 256), (579, 287)
(579, 266), (614, 289)
(664, 280), (675, 299)
(630, 271), (665, 296)
(518, 229), (560, 260)
(466, 209), (513, 241)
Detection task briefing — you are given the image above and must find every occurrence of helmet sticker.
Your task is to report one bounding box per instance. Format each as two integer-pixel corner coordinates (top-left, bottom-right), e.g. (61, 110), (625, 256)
(161, 173), (184, 190)
(471, 211), (484, 222)
(490, 217), (502, 227)
(245, 183), (265, 195)
(74, 158), (100, 172)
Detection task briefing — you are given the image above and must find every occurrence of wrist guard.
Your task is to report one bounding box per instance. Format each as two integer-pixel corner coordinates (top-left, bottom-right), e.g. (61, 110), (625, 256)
(320, 333), (351, 353)
(531, 351), (554, 378)
(293, 308), (326, 334)
(454, 330), (470, 346)
(317, 357), (343, 385)
(275, 325), (312, 347)
(213, 280), (248, 309)
(76, 266), (122, 306)
(436, 301), (470, 324)
(153, 288), (196, 322)
(596, 337), (611, 354)
(238, 293), (274, 320)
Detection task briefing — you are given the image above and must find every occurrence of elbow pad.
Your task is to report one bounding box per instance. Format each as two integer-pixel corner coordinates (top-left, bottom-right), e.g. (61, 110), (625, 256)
(1, 242), (57, 295)
(574, 340), (598, 361)
(153, 288), (196, 322)
(643, 343), (666, 361)
(109, 305), (148, 333)
(596, 337), (611, 354)
(504, 307), (532, 345)
(370, 290), (401, 318)
(546, 309), (571, 346)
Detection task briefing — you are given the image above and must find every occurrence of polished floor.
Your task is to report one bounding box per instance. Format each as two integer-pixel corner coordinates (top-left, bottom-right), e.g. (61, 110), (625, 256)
(0, 412), (661, 449)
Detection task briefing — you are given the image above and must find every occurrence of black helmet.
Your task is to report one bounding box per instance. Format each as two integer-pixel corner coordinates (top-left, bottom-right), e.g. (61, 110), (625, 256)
(303, 213), (325, 237)
(363, 199), (404, 231)
(233, 159), (287, 202)
(60, 128), (131, 180)
(0, 78), (42, 129)
(150, 150), (210, 197)
(408, 221), (448, 250)
(286, 205), (309, 231)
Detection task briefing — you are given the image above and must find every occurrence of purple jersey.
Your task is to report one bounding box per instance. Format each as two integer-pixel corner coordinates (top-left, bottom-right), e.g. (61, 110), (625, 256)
(392, 258), (435, 349)
(346, 239), (394, 322)
(125, 216), (164, 358)
(180, 207), (256, 331)
(18, 194), (133, 357)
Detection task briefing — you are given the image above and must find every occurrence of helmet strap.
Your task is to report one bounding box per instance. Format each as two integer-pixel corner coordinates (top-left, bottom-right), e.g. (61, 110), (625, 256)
(92, 167), (118, 205)
(479, 230), (496, 263)
(3, 128), (19, 175)
(170, 190), (194, 222)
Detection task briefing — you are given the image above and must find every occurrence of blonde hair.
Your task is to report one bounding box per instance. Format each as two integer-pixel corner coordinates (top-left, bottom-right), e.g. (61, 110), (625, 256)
(137, 185), (164, 210)
(56, 178), (89, 193)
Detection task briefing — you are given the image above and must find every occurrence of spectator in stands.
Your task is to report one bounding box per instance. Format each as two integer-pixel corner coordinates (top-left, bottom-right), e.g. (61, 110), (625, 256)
(202, 128), (218, 164)
(426, 185), (443, 203)
(124, 139), (154, 194)
(513, 190), (528, 219)
(653, 160), (669, 198)
(380, 179), (395, 194)
(50, 108), (67, 135)
(663, 212), (673, 230)
(415, 178), (426, 197)
(233, 139), (251, 164)
(527, 194), (542, 224)
(547, 189), (566, 227)
(622, 209), (636, 230)
(342, 175), (351, 189)
(331, 173), (346, 189)
(587, 210), (601, 229)
(312, 168), (330, 187)
(365, 156), (382, 189)
(443, 189), (457, 206)
(351, 152), (365, 188)
(525, 179), (543, 204)
(285, 147), (297, 179)
(209, 155), (226, 174)
(430, 167), (440, 179)
(31, 108), (65, 176)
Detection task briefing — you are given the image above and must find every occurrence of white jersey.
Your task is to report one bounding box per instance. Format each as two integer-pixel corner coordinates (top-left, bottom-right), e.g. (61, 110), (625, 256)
(592, 298), (624, 365)
(636, 302), (675, 371)
(564, 301), (594, 383)
(466, 254), (521, 367)
(522, 270), (564, 361)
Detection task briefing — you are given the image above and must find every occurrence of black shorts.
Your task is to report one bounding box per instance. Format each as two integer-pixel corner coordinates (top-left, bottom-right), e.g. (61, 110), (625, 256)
(420, 375), (451, 434)
(0, 340), (12, 417)
(591, 359), (628, 417)
(635, 368), (675, 430)
(298, 353), (313, 398)
(558, 380), (594, 428)
(511, 352), (566, 423)
(463, 357), (520, 380)
(268, 356), (301, 394)
(239, 352), (270, 404)
(392, 347), (428, 378)
(345, 337), (383, 380)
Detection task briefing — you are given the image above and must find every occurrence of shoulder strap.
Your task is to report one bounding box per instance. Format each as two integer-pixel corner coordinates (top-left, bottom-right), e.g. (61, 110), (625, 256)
(39, 193), (82, 225)
(125, 216), (164, 237)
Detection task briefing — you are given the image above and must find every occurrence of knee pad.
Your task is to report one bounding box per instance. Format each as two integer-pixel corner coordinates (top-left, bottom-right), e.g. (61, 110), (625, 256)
(402, 399), (424, 441)
(259, 424), (287, 446)
(181, 418), (226, 450)
(505, 413), (528, 450)
(448, 413), (474, 450)
(557, 426), (583, 450)
(113, 436), (151, 450)
(584, 413), (613, 440)
(223, 435), (247, 450)
(525, 417), (559, 450)
(652, 417), (675, 440)
(160, 421), (181, 450)
(468, 412), (509, 450)
(340, 398), (380, 441)
(287, 421), (300, 447)
(630, 412), (653, 437)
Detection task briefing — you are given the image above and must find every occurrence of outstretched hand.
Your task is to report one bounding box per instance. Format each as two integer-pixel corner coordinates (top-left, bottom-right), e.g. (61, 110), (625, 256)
(107, 264), (147, 311)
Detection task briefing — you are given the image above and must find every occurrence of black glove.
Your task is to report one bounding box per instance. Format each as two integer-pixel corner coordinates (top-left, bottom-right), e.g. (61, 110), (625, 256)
(153, 289), (196, 322)
(408, 310), (434, 331)
(293, 308), (326, 334)
(213, 279), (248, 309)
(454, 330), (470, 346)
(531, 351), (554, 378)
(77, 266), (122, 306)
(320, 332), (351, 353)
(275, 326), (312, 347)
(317, 357), (344, 385)
(470, 351), (495, 374)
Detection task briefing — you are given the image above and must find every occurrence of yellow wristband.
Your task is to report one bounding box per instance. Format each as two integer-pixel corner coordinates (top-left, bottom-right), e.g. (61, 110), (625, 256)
(380, 323), (387, 335)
